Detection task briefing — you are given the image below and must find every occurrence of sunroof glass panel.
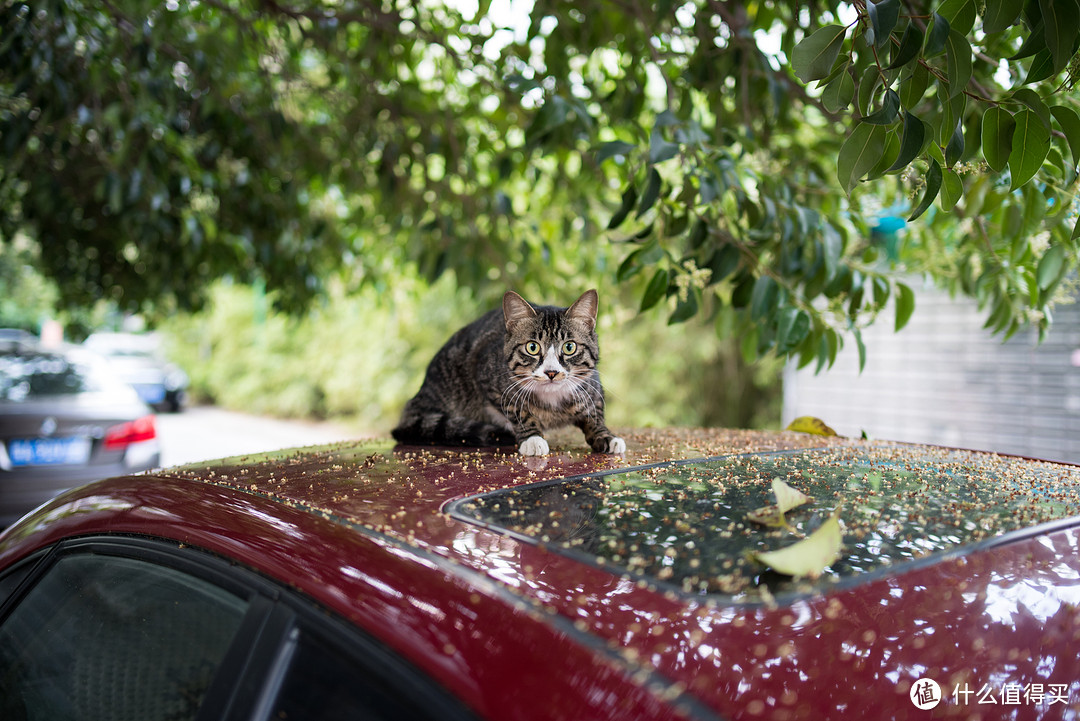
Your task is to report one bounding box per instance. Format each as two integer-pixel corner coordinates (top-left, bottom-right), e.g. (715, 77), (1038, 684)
(452, 445), (1080, 601)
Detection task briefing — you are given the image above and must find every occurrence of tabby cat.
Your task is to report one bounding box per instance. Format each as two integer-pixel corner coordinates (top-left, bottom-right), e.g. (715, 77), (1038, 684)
(392, 289), (625, 456)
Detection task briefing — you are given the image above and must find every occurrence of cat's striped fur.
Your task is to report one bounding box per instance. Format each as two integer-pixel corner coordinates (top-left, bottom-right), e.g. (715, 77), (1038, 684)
(392, 290), (625, 456)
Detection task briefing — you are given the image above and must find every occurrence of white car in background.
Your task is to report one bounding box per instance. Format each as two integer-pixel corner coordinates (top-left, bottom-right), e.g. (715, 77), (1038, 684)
(83, 332), (188, 413)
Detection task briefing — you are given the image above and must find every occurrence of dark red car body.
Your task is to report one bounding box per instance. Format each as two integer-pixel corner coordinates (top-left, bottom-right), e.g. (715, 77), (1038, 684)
(1, 428), (1079, 720)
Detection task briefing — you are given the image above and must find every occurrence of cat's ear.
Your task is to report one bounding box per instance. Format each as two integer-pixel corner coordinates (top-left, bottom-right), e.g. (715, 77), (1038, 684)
(503, 291), (537, 330)
(567, 289), (599, 331)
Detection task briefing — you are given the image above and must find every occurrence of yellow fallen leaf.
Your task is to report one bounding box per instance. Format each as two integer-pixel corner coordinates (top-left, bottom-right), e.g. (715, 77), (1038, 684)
(749, 514), (843, 578)
(772, 477), (811, 513)
(786, 416), (837, 436)
(746, 506), (786, 526)
(747, 478), (812, 526)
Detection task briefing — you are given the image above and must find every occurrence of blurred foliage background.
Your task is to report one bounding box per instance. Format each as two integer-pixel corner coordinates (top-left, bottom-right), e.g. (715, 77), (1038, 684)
(4, 0), (1080, 431)
(158, 278), (782, 431)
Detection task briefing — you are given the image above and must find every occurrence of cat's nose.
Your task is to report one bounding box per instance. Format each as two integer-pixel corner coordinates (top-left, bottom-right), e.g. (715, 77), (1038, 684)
(545, 370), (559, 380)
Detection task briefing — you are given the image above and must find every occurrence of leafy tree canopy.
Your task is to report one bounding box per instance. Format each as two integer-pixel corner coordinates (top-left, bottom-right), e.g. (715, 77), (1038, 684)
(2, 0), (1079, 369)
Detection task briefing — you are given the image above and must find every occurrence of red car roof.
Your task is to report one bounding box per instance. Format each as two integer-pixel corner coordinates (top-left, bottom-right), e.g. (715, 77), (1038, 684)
(2, 427), (1079, 720)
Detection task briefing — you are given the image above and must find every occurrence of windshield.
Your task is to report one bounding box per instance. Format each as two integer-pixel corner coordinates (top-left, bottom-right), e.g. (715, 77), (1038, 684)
(451, 444), (1080, 602)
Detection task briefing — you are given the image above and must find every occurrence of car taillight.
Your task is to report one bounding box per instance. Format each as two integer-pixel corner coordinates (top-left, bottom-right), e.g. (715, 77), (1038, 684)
(104, 415), (157, 450)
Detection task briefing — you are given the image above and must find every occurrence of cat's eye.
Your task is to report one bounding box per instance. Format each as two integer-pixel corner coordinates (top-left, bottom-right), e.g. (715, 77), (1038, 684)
(562, 341), (577, 355)
(524, 341), (541, 356)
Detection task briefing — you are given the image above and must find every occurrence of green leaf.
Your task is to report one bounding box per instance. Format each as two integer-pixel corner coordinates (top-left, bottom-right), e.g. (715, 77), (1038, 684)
(821, 224), (843, 281)
(596, 140), (635, 163)
(1051, 105), (1080, 167)
(640, 269), (669, 311)
(816, 329), (840, 372)
(1008, 109), (1052, 190)
(837, 122), (888, 193)
(792, 25), (848, 83)
(926, 136), (947, 165)
(944, 30), (973, 99)
(607, 184), (638, 230)
(688, 217), (708, 248)
(894, 282), (915, 331)
(616, 241), (663, 282)
(526, 95), (570, 142)
(909, 159), (943, 220)
(866, 0), (900, 48)
(857, 66), (880, 116)
(887, 112), (927, 172)
(925, 13), (951, 56)
(867, 128), (901, 180)
(821, 68), (856, 114)
(636, 168), (662, 218)
(1010, 20), (1047, 60)
(982, 106), (1016, 172)
(863, 89), (900, 125)
(938, 0), (977, 35)
(669, 289), (699, 324)
(617, 248), (644, 282)
(945, 117), (965, 166)
(940, 167), (963, 210)
(984, 0), (1024, 33)
(899, 64), (930, 107)
(886, 23), (924, 69)
(775, 306), (811, 354)
(749, 514), (843, 578)
(1024, 49), (1057, 84)
(750, 275), (779, 320)
(1037, 244), (1066, 289)
(707, 243), (741, 282)
(649, 128), (680, 164)
(1039, 0), (1080, 74)
(853, 327), (867, 372)
(655, 109), (681, 127)
(1011, 88), (1052, 129)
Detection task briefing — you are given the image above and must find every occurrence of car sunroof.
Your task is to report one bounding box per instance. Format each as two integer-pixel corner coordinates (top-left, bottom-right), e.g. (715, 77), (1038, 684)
(449, 444), (1080, 602)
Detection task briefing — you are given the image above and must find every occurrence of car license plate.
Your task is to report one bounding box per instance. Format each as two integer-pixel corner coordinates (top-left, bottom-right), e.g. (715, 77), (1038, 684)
(7, 437), (93, 467)
(136, 385), (166, 404)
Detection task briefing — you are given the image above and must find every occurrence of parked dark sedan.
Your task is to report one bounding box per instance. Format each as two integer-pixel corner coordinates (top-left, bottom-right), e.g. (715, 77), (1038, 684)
(1, 428), (1079, 719)
(0, 346), (160, 526)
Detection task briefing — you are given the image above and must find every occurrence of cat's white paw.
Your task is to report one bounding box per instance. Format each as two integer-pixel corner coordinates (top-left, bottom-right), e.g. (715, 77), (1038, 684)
(518, 435), (550, 456)
(606, 436), (626, 454)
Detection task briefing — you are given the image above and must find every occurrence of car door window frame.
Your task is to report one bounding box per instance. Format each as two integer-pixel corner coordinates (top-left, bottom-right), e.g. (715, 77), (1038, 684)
(0, 535), (476, 721)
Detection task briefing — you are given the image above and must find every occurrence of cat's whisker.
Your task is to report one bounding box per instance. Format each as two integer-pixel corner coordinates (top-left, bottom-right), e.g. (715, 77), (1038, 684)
(566, 376), (599, 420)
(502, 376), (534, 413)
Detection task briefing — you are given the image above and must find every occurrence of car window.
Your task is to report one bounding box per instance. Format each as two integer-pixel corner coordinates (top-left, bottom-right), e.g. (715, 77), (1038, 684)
(0, 353), (96, 400)
(267, 605), (478, 721)
(0, 553), (249, 721)
(0, 558), (37, 607)
(452, 444), (1080, 601)
(271, 630), (426, 721)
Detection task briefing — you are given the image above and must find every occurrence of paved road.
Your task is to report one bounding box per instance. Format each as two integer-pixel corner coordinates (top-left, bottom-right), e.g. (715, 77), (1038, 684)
(155, 406), (362, 467)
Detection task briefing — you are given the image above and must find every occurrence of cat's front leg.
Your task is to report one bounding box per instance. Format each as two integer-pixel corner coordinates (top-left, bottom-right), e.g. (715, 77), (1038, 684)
(577, 417), (625, 454)
(510, 414), (550, 456)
